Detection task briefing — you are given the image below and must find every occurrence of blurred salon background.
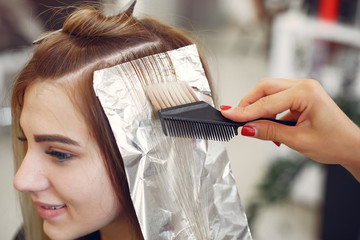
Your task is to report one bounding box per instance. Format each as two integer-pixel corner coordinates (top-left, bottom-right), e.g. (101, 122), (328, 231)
(1, 0), (360, 239)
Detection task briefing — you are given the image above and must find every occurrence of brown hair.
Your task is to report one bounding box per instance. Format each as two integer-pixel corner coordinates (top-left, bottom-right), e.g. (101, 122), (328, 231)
(11, 4), (212, 240)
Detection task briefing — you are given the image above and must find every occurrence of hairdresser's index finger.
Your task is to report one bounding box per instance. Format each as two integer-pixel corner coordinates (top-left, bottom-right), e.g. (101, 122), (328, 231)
(238, 78), (298, 107)
(235, 88), (300, 121)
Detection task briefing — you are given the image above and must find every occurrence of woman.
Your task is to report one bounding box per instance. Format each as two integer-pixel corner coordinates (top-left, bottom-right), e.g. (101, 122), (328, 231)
(11, 3), (213, 239)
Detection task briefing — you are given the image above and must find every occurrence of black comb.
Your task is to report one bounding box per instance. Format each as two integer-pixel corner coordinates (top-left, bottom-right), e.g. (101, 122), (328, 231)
(158, 101), (296, 141)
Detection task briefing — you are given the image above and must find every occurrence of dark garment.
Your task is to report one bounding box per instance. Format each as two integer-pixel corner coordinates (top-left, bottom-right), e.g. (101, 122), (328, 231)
(13, 228), (24, 240)
(77, 231), (101, 240)
(14, 227), (101, 240)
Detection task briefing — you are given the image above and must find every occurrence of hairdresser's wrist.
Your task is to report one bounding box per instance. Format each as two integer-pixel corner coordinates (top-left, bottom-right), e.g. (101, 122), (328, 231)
(341, 126), (360, 182)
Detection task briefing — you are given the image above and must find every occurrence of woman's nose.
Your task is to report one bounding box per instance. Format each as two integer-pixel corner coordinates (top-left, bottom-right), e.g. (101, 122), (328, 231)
(13, 151), (50, 193)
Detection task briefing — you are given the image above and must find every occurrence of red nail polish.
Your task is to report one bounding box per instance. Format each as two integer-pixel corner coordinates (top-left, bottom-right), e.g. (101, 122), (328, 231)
(220, 105), (232, 110)
(241, 126), (255, 136)
(273, 141), (281, 147)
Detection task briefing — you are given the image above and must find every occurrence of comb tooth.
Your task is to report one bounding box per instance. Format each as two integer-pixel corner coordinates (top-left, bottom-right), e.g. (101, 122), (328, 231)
(184, 121), (189, 138)
(162, 119), (169, 136)
(196, 122), (200, 139)
(188, 121), (195, 139)
(221, 125), (227, 141)
(165, 119), (172, 136)
(226, 126), (231, 141)
(197, 122), (203, 139)
(233, 125), (239, 136)
(215, 124), (221, 141)
(205, 123), (211, 140)
(170, 120), (178, 137)
(201, 122), (206, 139)
(203, 123), (209, 140)
(171, 119), (177, 137)
(219, 125), (225, 140)
(172, 121), (178, 137)
(182, 120), (188, 138)
(199, 122), (205, 139)
(178, 120), (184, 138)
(224, 125), (230, 141)
(230, 126), (235, 140)
(173, 119), (179, 137)
(180, 120), (186, 138)
(164, 119), (169, 135)
(195, 122), (201, 139)
(192, 122), (198, 139)
(231, 127), (236, 140)
(180, 120), (187, 138)
(190, 121), (196, 139)
(212, 124), (217, 141)
(222, 125), (227, 141)
(203, 122), (209, 140)
(229, 126), (234, 141)
(219, 125), (224, 141)
(193, 122), (198, 139)
(207, 123), (212, 140)
(176, 119), (182, 138)
(222, 125), (229, 141)
(200, 122), (206, 140)
(227, 126), (232, 141)
(210, 123), (216, 141)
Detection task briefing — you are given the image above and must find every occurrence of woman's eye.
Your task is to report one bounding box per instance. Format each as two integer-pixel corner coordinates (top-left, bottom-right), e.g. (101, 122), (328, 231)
(45, 150), (73, 162)
(17, 136), (27, 142)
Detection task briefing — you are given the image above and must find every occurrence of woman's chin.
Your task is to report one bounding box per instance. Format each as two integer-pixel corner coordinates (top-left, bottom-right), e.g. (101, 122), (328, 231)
(43, 221), (85, 240)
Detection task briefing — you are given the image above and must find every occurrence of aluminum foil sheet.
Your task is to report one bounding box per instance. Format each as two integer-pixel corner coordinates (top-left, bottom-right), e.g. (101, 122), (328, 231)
(93, 44), (252, 239)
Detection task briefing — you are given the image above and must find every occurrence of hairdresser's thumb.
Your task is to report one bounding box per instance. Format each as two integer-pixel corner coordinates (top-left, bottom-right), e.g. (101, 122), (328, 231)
(241, 121), (295, 146)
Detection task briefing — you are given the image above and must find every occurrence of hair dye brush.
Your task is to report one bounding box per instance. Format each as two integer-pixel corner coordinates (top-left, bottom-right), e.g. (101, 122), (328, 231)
(145, 81), (296, 141)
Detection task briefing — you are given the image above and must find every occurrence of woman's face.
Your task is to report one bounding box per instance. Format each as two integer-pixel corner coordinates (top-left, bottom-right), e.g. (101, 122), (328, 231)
(13, 81), (125, 239)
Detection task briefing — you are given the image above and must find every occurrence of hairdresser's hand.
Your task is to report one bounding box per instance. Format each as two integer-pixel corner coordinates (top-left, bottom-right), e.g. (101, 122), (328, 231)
(220, 78), (360, 181)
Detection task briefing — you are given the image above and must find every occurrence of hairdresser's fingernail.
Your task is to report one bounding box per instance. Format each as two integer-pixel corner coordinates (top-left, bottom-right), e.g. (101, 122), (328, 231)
(241, 126), (256, 137)
(273, 141), (281, 147)
(220, 105), (232, 110)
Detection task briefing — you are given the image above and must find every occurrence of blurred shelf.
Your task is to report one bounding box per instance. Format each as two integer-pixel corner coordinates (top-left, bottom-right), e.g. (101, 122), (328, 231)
(270, 10), (360, 79)
(275, 11), (360, 47)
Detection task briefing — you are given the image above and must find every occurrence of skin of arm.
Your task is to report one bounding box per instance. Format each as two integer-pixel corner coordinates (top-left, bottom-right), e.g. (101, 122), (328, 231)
(221, 78), (360, 181)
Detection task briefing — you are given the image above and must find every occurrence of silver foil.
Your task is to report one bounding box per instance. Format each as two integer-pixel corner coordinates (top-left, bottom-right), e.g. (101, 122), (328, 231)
(93, 44), (252, 239)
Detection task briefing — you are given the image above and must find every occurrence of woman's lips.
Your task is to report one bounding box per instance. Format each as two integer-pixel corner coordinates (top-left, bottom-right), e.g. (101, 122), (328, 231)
(33, 201), (67, 220)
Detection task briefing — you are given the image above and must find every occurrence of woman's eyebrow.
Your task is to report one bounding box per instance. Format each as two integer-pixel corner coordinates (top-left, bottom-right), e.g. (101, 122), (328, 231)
(34, 134), (80, 146)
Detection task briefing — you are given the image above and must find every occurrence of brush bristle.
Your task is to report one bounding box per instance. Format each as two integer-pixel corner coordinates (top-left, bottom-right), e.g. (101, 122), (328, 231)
(161, 118), (237, 141)
(145, 81), (199, 111)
